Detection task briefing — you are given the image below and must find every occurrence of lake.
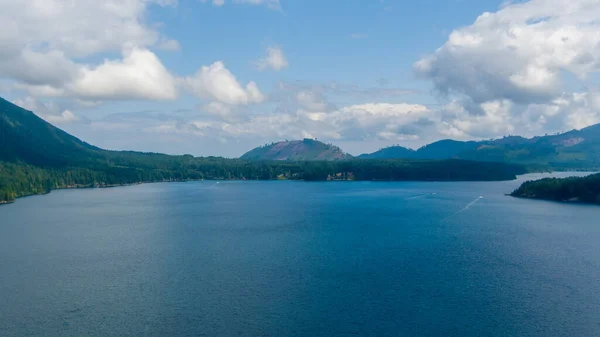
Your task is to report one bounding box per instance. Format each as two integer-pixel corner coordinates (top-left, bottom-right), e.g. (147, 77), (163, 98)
(1, 172), (599, 337)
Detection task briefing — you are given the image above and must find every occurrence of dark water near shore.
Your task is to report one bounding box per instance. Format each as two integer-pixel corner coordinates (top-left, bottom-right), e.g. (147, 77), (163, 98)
(1, 173), (600, 337)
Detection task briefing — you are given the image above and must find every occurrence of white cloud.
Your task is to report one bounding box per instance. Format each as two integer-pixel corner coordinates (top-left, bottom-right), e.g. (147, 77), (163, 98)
(12, 96), (60, 116)
(435, 90), (600, 141)
(201, 102), (248, 123)
(257, 46), (289, 71)
(415, 0), (600, 105)
(0, 0), (175, 58)
(0, 0), (179, 102)
(277, 81), (417, 98)
(41, 90), (598, 156)
(45, 110), (80, 124)
(157, 38), (182, 52)
(183, 61), (265, 105)
(11, 96), (84, 124)
(0, 49), (79, 87)
(207, 102), (433, 142)
(74, 99), (435, 148)
(414, 0), (600, 138)
(70, 48), (177, 101)
(440, 100), (516, 138)
(536, 91), (600, 131)
(12, 48), (178, 101)
(295, 91), (330, 111)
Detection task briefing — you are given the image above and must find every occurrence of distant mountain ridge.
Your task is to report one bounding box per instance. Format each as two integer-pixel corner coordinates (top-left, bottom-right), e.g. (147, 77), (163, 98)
(0, 96), (530, 203)
(240, 124), (600, 169)
(358, 126), (600, 169)
(241, 139), (352, 161)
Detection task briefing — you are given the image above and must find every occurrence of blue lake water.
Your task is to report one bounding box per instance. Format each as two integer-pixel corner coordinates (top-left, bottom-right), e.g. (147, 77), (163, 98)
(1, 172), (600, 337)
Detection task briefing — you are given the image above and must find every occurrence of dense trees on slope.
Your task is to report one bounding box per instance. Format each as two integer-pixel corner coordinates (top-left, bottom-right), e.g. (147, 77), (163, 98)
(0, 158), (525, 203)
(511, 173), (600, 205)
(0, 98), (103, 167)
(358, 126), (600, 169)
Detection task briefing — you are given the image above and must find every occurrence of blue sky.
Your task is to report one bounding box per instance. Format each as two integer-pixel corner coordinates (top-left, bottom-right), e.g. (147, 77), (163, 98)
(2, 0), (599, 157)
(153, 0), (501, 104)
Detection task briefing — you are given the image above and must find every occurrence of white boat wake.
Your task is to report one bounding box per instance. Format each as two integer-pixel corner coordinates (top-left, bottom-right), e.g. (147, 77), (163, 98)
(405, 192), (437, 200)
(188, 182), (220, 195)
(443, 196), (483, 221)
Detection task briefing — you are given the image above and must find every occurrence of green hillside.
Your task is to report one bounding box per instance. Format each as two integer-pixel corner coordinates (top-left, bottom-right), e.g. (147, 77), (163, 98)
(359, 128), (600, 169)
(357, 145), (415, 159)
(241, 139), (352, 161)
(511, 173), (600, 205)
(0, 98), (103, 167)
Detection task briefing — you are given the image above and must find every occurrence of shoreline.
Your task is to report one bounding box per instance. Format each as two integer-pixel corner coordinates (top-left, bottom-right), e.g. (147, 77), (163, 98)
(12, 171), (594, 207)
(0, 175), (524, 206)
(509, 171), (600, 206)
(0, 180), (189, 206)
(509, 194), (600, 206)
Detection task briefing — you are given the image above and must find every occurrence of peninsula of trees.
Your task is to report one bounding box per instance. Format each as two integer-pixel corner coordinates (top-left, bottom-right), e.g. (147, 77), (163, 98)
(511, 173), (600, 205)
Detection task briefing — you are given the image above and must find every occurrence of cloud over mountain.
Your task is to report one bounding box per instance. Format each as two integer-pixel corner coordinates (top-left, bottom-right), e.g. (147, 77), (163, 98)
(414, 0), (600, 138)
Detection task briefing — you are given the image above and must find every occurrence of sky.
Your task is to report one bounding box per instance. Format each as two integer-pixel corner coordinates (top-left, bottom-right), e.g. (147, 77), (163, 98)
(1, 0), (599, 157)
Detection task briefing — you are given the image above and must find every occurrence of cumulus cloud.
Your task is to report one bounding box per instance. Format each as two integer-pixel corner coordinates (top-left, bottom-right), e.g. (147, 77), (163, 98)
(334, 103), (432, 141)
(0, 0), (179, 102)
(55, 88), (600, 156)
(415, 0), (600, 105)
(0, 0), (174, 58)
(277, 81), (417, 99)
(157, 38), (182, 52)
(45, 110), (80, 124)
(295, 91), (332, 111)
(205, 102), (433, 142)
(183, 61), (265, 105)
(414, 0), (600, 139)
(435, 90), (600, 141)
(12, 48), (177, 101)
(438, 100), (516, 139)
(70, 48), (177, 101)
(200, 102), (249, 123)
(12, 96), (87, 125)
(71, 97), (436, 152)
(257, 46), (289, 71)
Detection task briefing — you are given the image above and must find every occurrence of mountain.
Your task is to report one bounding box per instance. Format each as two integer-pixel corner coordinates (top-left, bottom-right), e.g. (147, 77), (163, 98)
(415, 140), (481, 159)
(0, 97), (103, 167)
(1, 98), (525, 203)
(357, 145), (415, 159)
(241, 139), (352, 161)
(359, 140), (480, 160)
(359, 127), (600, 169)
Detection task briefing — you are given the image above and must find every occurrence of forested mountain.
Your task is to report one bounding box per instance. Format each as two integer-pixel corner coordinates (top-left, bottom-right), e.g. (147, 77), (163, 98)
(358, 140), (481, 160)
(0, 98), (103, 167)
(415, 140), (482, 159)
(0, 98), (526, 203)
(241, 139), (352, 161)
(358, 127), (600, 169)
(357, 145), (415, 159)
(511, 173), (600, 205)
